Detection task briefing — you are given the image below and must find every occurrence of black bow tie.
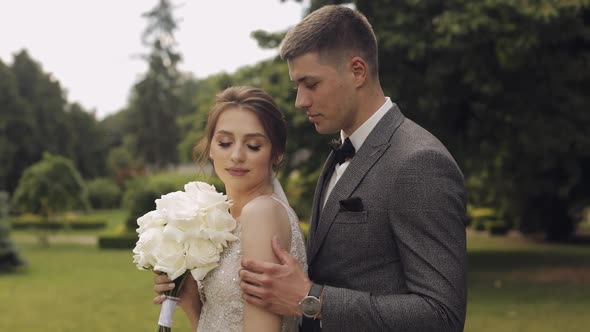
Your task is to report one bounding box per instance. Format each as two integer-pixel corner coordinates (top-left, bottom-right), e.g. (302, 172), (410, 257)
(329, 137), (356, 165)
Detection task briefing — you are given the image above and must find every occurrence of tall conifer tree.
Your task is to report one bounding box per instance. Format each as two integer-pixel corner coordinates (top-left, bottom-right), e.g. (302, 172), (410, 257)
(128, 0), (183, 168)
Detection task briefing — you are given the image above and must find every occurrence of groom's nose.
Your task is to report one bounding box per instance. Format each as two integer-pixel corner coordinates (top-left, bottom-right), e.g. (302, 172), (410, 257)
(295, 89), (312, 109)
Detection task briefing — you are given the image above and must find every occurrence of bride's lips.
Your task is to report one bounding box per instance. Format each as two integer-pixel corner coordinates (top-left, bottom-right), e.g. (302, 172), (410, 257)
(226, 167), (249, 176)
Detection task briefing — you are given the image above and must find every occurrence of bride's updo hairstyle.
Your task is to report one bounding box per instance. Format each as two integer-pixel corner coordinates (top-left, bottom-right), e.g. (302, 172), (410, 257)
(194, 86), (287, 168)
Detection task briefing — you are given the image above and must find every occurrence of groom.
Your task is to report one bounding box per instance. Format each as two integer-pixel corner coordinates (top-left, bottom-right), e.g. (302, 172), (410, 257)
(239, 5), (467, 332)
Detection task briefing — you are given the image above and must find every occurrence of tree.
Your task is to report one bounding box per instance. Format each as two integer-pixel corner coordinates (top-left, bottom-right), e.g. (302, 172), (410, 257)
(1, 50), (102, 193)
(279, 0), (590, 239)
(0, 58), (36, 193)
(127, 0), (184, 168)
(1, 51), (110, 191)
(10, 50), (71, 161)
(353, 0), (590, 241)
(65, 103), (109, 179)
(11, 153), (89, 246)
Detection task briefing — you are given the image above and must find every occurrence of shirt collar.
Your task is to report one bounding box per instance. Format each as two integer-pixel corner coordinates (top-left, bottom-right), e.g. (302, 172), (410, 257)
(341, 97), (393, 151)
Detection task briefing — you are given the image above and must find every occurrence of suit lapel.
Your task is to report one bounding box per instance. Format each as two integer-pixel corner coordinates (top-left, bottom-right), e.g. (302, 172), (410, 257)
(308, 153), (337, 257)
(308, 105), (405, 264)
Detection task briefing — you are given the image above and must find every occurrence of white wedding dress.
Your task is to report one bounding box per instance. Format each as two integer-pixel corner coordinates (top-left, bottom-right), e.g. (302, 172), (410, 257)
(196, 193), (308, 332)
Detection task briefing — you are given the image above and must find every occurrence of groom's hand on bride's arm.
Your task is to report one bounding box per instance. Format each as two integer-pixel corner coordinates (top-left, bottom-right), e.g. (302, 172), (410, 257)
(240, 236), (311, 317)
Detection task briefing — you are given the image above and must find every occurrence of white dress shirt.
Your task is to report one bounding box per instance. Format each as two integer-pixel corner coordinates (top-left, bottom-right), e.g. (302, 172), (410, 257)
(323, 97), (393, 207)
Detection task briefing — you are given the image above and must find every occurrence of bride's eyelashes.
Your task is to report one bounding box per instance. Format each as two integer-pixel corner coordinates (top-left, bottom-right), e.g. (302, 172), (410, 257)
(247, 144), (261, 151)
(216, 141), (262, 152)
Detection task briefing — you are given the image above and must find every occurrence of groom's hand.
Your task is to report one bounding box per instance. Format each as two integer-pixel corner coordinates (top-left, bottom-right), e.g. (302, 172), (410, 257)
(240, 236), (311, 317)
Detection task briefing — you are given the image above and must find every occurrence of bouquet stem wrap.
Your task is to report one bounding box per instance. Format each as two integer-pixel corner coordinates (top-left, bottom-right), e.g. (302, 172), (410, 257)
(157, 271), (189, 331)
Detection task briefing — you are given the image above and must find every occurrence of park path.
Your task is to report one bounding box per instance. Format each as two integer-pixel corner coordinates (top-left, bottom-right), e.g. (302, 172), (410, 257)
(13, 233), (97, 245)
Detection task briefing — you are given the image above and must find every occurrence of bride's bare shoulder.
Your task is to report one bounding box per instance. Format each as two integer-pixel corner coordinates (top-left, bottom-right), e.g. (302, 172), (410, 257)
(240, 195), (292, 254)
(241, 195), (289, 226)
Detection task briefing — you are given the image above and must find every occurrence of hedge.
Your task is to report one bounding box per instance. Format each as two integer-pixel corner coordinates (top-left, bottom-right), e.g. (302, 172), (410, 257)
(98, 234), (138, 250)
(11, 220), (106, 231)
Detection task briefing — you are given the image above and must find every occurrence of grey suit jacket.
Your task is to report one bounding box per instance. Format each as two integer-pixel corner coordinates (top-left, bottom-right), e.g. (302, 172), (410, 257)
(306, 105), (467, 332)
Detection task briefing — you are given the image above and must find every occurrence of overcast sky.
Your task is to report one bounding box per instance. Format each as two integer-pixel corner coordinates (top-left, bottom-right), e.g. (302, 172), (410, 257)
(0, 0), (308, 119)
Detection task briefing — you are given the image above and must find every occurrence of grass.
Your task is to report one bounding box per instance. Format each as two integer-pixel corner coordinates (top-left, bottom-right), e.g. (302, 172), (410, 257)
(465, 231), (590, 332)
(2, 224), (590, 331)
(0, 243), (192, 331)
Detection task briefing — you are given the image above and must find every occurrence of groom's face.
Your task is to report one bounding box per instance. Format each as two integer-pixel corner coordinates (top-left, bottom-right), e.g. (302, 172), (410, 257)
(288, 52), (358, 135)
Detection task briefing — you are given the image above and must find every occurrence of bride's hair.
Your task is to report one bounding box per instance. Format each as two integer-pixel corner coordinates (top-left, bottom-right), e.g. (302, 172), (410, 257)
(193, 86), (287, 170)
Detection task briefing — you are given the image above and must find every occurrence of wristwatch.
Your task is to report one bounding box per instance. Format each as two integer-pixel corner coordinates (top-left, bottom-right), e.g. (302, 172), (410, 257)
(299, 283), (323, 319)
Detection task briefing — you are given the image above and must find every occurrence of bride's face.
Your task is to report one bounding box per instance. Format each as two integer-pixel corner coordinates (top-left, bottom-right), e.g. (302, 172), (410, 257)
(210, 107), (274, 194)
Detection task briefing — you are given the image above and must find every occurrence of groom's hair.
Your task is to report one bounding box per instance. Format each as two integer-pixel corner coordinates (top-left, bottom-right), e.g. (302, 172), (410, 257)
(280, 4), (379, 79)
(194, 86), (287, 168)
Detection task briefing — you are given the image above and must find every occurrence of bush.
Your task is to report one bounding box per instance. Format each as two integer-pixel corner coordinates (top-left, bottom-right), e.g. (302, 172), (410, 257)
(0, 201), (27, 272)
(10, 210), (107, 232)
(87, 178), (122, 209)
(12, 220), (106, 230)
(97, 234), (138, 250)
(468, 206), (512, 235)
(284, 169), (320, 221)
(11, 152), (89, 216)
(148, 170), (224, 192)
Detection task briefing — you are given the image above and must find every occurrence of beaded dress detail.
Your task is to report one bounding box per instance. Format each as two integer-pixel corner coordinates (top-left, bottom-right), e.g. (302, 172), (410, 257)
(196, 194), (307, 332)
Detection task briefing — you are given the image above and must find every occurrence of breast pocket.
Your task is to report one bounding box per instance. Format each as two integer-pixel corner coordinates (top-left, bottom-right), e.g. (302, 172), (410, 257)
(333, 211), (368, 224)
(329, 211), (371, 254)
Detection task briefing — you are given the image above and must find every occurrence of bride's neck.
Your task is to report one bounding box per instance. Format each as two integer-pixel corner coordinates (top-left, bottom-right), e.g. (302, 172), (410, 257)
(226, 183), (274, 219)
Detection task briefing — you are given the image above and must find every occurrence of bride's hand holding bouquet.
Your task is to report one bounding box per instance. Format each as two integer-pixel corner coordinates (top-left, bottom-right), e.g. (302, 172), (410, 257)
(132, 181), (238, 332)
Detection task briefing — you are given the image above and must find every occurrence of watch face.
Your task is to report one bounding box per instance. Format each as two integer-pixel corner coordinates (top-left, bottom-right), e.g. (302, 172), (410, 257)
(301, 296), (321, 317)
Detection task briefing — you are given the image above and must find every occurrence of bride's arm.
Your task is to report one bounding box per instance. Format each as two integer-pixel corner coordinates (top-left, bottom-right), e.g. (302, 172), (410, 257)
(153, 272), (202, 330)
(240, 197), (292, 332)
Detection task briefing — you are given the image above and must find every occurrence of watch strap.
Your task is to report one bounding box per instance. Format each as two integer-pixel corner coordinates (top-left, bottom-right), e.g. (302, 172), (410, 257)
(308, 283), (323, 298)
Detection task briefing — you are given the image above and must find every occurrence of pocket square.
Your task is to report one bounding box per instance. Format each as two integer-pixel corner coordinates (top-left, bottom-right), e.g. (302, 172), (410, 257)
(339, 197), (364, 212)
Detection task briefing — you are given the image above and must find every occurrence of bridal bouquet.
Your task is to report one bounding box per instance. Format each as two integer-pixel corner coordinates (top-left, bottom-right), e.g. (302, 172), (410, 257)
(132, 181), (238, 332)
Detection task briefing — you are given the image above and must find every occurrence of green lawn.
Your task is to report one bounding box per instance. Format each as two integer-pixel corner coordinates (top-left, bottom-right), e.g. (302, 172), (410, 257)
(2, 228), (589, 331)
(0, 242), (192, 331)
(465, 232), (590, 332)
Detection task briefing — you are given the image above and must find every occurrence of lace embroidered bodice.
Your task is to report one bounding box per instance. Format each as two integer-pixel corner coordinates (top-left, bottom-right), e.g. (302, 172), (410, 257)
(196, 195), (308, 332)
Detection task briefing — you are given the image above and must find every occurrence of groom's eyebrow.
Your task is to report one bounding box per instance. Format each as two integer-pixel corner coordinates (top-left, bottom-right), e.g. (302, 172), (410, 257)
(294, 75), (313, 84)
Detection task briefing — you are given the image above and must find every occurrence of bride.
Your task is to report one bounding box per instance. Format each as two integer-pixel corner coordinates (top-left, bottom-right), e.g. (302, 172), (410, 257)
(152, 86), (307, 331)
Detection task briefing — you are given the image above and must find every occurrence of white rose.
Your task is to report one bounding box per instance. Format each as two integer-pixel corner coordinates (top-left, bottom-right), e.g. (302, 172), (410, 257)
(152, 237), (187, 281)
(131, 180), (239, 281)
(136, 210), (166, 234)
(185, 181), (230, 210)
(185, 238), (220, 266)
(185, 238), (221, 280)
(162, 218), (205, 243)
(202, 209), (238, 247)
(182, 221), (206, 239)
(133, 227), (164, 269)
(156, 191), (200, 222)
(184, 181), (217, 196)
(204, 208), (236, 232)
